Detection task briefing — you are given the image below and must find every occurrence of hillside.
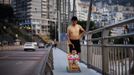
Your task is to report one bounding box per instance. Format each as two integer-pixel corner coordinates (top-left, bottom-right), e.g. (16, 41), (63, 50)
(0, 23), (33, 44)
(0, 4), (44, 45)
(81, 0), (134, 6)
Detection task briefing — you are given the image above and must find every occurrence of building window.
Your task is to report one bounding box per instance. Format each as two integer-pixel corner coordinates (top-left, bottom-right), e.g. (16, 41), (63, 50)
(41, 25), (45, 29)
(37, 29), (40, 33)
(32, 24), (35, 28)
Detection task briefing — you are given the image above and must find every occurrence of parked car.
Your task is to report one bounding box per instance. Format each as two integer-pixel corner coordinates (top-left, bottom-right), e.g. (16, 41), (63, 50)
(24, 42), (37, 51)
(38, 43), (45, 48)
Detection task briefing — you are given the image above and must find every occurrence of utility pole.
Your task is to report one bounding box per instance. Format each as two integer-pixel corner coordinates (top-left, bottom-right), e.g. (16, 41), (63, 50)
(86, 0), (93, 31)
(63, 0), (65, 32)
(68, 0), (71, 24)
(57, 0), (61, 42)
(55, 0), (57, 40)
(65, 0), (67, 32)
(73, 0), (76, 16)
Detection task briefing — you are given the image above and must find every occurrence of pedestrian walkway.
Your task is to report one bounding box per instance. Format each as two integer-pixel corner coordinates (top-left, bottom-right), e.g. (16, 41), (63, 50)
(53, 48), (101, 75)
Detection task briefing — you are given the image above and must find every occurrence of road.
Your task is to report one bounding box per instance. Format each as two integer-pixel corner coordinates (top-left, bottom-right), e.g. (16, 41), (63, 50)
(0, 47), (51, 75)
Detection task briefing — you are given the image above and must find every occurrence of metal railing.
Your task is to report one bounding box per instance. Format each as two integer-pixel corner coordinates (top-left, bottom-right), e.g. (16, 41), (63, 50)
(33, 46), (54, 75)
(80, 17), (134, 75)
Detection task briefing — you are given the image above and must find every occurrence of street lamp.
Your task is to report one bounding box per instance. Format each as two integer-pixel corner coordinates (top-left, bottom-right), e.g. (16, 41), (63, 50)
(3, 26), (6, 30)
(57, 0), (61, 42)
(73, 0), (76, 16)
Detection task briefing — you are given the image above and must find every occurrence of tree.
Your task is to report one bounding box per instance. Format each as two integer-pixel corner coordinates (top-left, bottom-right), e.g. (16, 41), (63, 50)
(0, 4), (34, 43)
(78, 20), (96, 31)
(0, 4), (14, 23)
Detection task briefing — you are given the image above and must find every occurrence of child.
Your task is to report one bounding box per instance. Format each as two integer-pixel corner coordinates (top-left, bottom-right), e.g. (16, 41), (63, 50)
(68, 50), (80, 65)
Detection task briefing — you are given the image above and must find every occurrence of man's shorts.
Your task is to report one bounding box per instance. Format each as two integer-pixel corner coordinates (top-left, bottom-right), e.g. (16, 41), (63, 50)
(69, 39), (81, 53)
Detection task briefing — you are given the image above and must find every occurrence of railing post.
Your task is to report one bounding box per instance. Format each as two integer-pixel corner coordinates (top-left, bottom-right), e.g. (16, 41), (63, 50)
(102, 29), (109, 75)
(87, 33), (93, 68)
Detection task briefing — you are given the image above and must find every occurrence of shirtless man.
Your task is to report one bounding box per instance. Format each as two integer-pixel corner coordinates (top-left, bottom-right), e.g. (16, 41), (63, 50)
(67, 16), (85, 54)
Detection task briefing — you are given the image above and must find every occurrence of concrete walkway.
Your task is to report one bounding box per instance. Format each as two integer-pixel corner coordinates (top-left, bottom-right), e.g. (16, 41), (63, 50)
(53, 48), (102, 75)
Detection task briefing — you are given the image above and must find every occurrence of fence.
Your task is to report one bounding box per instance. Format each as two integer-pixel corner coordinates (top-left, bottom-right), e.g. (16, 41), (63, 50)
(80, 17), (134, 75)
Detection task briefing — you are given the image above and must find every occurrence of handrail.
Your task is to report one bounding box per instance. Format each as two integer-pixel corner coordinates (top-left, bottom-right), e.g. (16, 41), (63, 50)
(86, 17), (134, 34)
(83, 33), (134, 41)
(105, 44), (134, 47)
(104, 32), (134, 39)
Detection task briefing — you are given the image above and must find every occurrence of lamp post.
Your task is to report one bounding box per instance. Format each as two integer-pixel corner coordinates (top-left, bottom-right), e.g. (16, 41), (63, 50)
(3, 26), (6, 30)
(68, 0), (71, 24)
(73, 0), (76, 16)
(55, 19), (57, 40)
(57, 0), (61, 42)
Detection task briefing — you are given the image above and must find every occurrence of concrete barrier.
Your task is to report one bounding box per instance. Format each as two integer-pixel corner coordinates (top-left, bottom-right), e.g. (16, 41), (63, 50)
(0, 45), (23, 50)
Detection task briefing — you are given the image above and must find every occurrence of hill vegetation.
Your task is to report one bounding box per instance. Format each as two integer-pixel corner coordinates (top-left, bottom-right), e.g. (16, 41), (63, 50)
(0, 4), (32, 45)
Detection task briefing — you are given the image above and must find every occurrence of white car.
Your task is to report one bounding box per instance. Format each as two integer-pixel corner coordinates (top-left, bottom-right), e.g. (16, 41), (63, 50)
(24, 42), (37, 51)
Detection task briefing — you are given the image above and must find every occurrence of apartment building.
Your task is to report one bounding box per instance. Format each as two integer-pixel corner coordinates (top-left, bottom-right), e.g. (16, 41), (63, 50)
(0, 0), (11, 4)
(75, 0), (97, 21)
(12, 0), (56, 35)
(47, 0), (57, 28)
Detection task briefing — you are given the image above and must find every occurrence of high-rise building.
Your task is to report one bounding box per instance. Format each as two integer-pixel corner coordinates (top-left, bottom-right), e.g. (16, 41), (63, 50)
(0, 0), (11, 4)
(12, 0), (57, 35)
(75, 0), (97, 21)
(47, 0), (57, 27)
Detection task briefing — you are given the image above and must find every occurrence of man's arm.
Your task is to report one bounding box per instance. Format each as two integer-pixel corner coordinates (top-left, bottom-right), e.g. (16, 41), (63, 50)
(67, 27), (72, 45)
(79, 25), (86, 39)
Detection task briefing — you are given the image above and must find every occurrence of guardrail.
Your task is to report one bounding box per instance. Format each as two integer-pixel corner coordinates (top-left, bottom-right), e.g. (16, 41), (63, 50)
(33, 46), (54, 75)
(80, 17), (134, 75)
